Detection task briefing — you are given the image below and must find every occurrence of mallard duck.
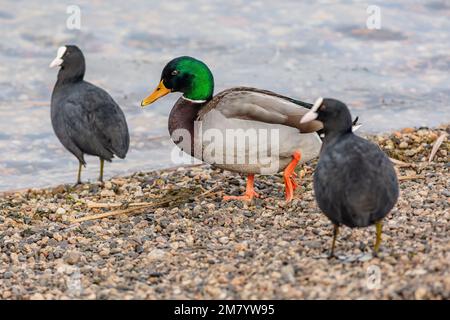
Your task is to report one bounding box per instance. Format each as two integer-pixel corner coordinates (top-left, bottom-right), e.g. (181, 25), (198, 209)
(300, 98), (399, 256)
(50, 45), (130, 184)
(141, 56), (323, 202)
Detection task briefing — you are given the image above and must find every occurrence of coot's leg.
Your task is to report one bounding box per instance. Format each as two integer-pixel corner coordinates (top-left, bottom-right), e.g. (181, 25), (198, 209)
(329, 224), (339, 258)
(283, 151), (301, 202)
(374, 220), (383, 254)
(223, 174), (259, 202)
(99, 158), (104, 182)
(75, 161), (82, 186)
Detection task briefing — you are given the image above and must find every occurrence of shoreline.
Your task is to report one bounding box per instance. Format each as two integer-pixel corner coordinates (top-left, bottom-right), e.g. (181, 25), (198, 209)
(0, 124), (448, 299)
(1, 122), (448, 196)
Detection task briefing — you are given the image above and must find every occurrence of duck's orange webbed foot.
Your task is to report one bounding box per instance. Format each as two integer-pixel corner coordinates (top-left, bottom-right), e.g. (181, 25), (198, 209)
(223, 174), (259, 202)
(283, 151), (301, 202)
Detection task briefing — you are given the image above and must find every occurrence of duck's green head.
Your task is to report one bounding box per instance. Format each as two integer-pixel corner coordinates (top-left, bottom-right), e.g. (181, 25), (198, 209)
(141, 56), (214, 107)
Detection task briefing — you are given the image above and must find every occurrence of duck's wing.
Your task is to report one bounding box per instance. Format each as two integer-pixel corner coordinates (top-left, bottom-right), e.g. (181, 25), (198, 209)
(198, 87), (323, 133)
(62, 82), (130, 160)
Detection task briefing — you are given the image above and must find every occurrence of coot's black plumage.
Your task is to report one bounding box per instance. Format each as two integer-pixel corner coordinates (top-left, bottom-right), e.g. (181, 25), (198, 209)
(50, 45), (129, 184)
(301, 98), (399, 256)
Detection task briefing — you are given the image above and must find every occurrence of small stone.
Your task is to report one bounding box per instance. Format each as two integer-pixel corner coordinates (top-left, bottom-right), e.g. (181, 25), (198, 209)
(104, 181), (113, 190)
(243, 211), (254, 217)
(234, 243), (248, 253)
(134, 190), (144, 197)
(99, 249), (110, 257)
(53, 233), (63, 242)
(64, 251), (81, 265)
(401, 127), (415, 134)
(148, 249), (166, 261)
(441, 190), (450, 198)
(281, 264), (295, 283)
(414, 287), (428, 300)
(10, 253), (19, 264)
(358, 253), (373, 262)
(159, 218), (170, 229)
(399, 142), (408, 149)
(304, 240), (322, 249)
(193, 205), (203, 216)
(100, 189), (115, 197)
(29, 293), (45, 300)
(219, 236), (229, 244)
(56, 207), (66, 215)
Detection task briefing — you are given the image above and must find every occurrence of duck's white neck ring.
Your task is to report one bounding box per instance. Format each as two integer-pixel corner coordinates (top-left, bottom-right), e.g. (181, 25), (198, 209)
(181, 96), (207, 104)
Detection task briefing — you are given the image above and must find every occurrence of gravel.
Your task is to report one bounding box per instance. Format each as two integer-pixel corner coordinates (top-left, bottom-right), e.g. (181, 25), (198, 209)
(0, 125), (448, 299)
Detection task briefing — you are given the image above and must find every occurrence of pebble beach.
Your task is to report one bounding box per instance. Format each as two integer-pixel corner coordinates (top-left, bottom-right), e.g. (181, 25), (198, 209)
(0, 125), (448, 300)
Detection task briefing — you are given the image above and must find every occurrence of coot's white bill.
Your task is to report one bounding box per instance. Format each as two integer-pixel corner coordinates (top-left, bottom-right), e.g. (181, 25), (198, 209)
(49, 46), (67, 68)
(300, 97), (323, 124)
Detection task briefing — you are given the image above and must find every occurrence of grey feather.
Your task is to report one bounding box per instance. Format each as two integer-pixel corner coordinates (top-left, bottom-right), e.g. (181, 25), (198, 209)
(314, 134), (398, 227)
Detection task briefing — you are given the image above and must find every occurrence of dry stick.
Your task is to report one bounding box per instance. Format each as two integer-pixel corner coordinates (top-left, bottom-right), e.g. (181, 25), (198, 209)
(70, 207), (143, 224)
(389, 157), (414, 167)
(70, 184), (221, 224)
(398, 175), (425, 181)
(86, 185), (167, 209)
(194, 184), (221, 200)
(70, 198), (172, 224)
(70, 188), (203, 224)
(87, 202), (122, 209)
(129, 202), (159, 207)
(428, 133), (448, 163)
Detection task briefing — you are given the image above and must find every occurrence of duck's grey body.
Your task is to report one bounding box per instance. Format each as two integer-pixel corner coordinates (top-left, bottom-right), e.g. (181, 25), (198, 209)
(168, 87), (322, 174)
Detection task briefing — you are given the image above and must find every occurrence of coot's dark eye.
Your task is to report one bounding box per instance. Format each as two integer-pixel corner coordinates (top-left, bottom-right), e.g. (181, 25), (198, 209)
(171, 70), (179, 76)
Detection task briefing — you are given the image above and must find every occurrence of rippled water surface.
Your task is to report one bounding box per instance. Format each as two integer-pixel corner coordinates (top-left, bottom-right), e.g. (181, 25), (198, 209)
(0, 0), (449, 191)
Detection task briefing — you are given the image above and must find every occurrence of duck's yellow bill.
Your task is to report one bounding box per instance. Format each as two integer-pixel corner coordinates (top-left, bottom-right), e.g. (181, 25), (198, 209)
(141, 80), (171, 107)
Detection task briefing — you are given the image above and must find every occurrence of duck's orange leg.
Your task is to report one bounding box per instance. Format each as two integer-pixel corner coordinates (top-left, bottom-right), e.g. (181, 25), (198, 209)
(223, 174), (259, 202)
(284, 151), (301, 202)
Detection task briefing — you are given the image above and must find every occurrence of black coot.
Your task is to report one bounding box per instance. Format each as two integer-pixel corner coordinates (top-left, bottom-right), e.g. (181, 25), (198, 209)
(50, 45), (129, 184)
(300, 98), (399, 256)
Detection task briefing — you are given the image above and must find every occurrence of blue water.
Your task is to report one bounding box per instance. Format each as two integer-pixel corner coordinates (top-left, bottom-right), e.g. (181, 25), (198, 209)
(0, 0), (449, 191)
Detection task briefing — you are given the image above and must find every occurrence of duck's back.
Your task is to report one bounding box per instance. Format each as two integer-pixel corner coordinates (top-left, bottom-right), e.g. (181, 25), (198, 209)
(194, 88), (322, 174)
(51, 81), (129, 163)
(314, 133), (398, 227)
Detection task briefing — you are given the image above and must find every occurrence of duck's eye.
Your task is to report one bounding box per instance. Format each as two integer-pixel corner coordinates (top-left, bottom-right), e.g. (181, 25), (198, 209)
(171, 70), (179, 76)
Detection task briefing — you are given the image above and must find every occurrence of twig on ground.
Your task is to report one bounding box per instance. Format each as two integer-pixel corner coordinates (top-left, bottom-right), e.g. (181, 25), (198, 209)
(398, 175), (425, 181)
(390, 158), (413, 167)
(86, 201), (122, 209)
(194, 185), (220, 200)
(428, 133), (448, 163)
(70, 198), (174, 224)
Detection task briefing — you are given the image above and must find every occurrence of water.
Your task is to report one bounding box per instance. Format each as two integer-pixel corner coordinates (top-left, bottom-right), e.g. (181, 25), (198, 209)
(0, 0), (449, 191)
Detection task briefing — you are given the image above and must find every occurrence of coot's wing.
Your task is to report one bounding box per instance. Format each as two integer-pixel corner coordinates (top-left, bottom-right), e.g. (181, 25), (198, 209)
(342, 137), (399, 226)
(61, 100), (115, 161)
(313, 146), (348, 224)
(80, 83), (130, 158)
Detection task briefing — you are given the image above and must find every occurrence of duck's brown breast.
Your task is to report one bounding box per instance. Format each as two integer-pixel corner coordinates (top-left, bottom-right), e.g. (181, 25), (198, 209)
(168, 98), (205, 156)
